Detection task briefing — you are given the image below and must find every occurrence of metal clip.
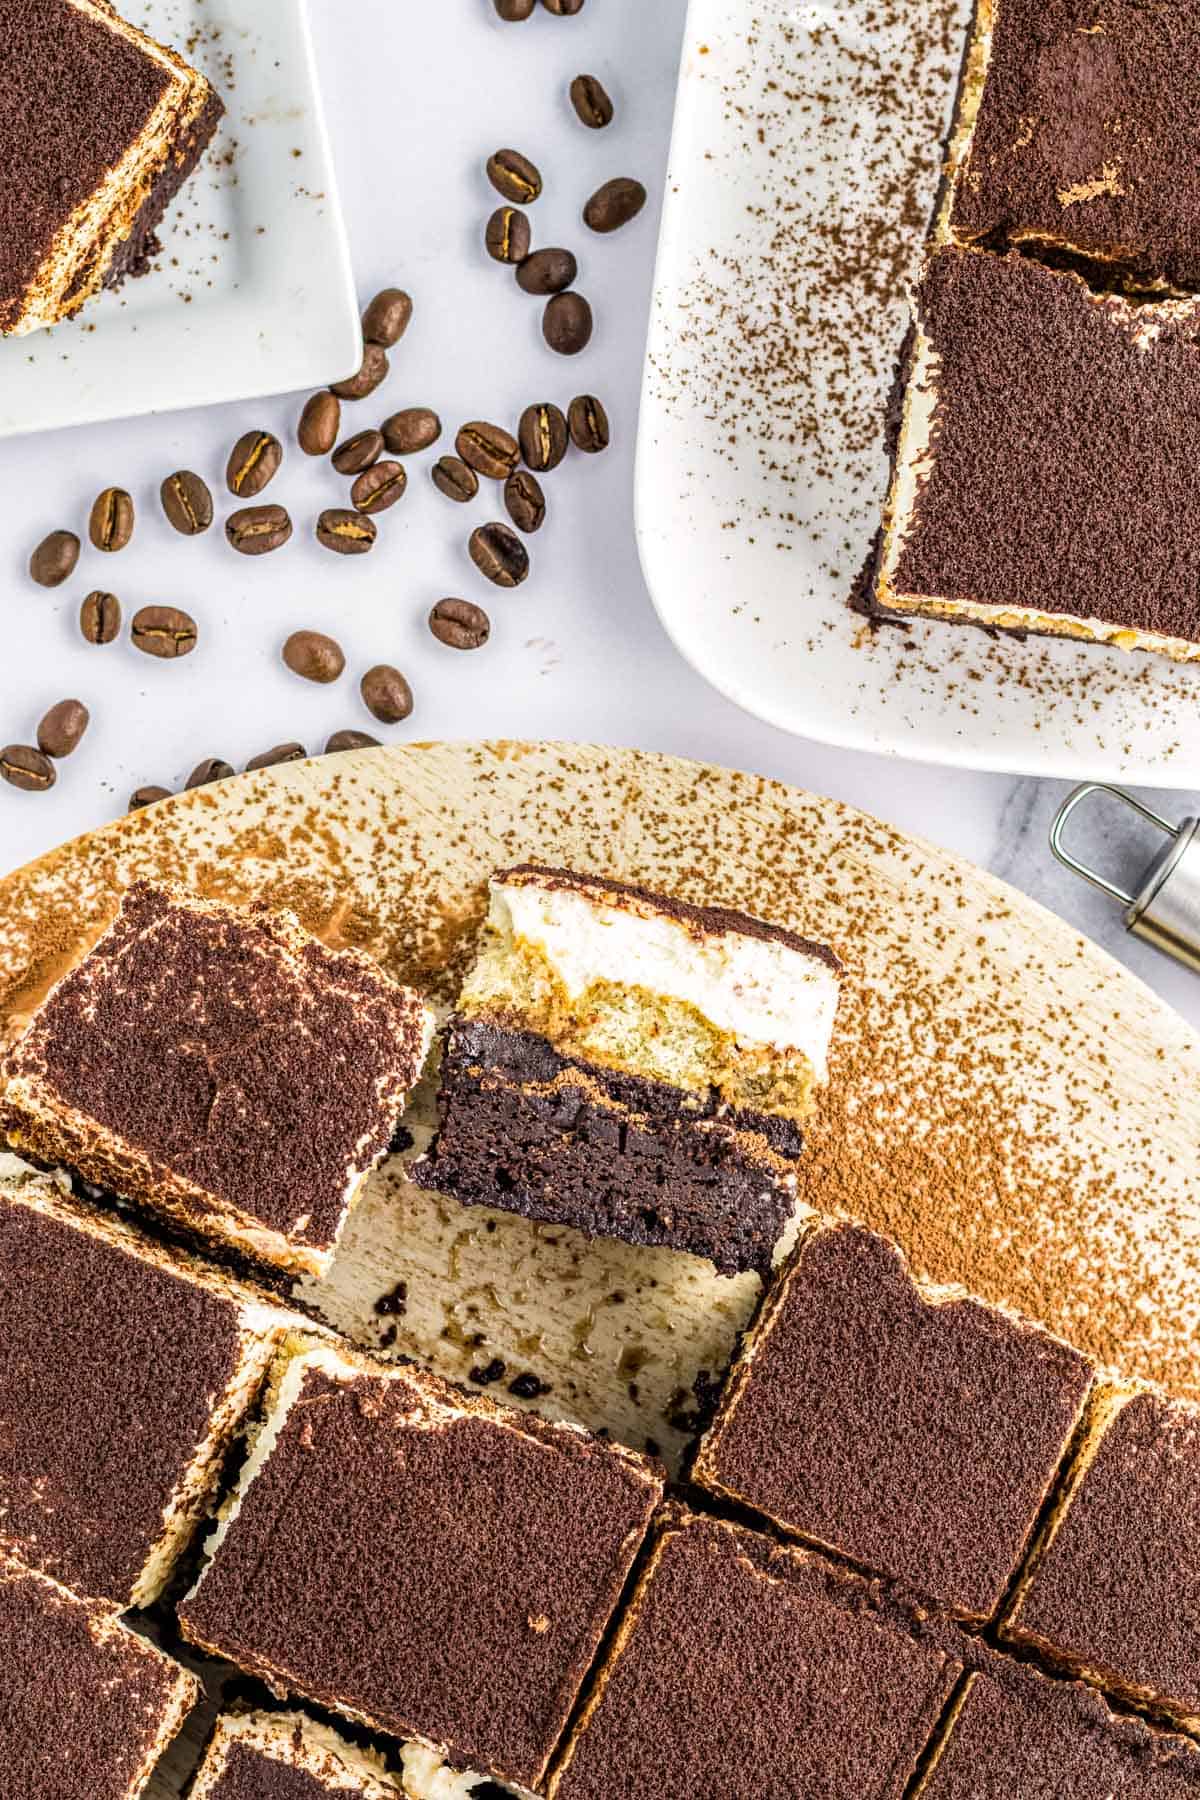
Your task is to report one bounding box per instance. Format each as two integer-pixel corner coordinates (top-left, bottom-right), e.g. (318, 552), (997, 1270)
(1050, 784), (1200, 974)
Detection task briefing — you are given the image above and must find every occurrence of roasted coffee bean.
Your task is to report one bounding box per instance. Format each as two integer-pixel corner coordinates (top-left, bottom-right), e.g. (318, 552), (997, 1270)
(568, 393), (610, 453)
(485, 206), (531, 264)
(543, 0), (584, 12)
(362, 288), (412, 348)
(226, 504), (292, 555)
(487, 148), (542, 205)
(1, 745), (55, 792)
(79, 590), (121, 645)
(298, 391), (341, 456)
(469, 521), (529, 588)
(543, 290), (593, 354)
(245, 742), (306, 771)
(186, 757), (234, 789)
(584, 176), (647, 233)
(504, 469), (546, 534)
(37, 699), (89, 759)
(131, 606), (198, 659)
(360, 664), (414, 724)
(30, 530), (80, 588)
(89, 487), (134, 553)
(382, 407), (441, 454)
(352, 461), (407, 514)
(330, 341), (389, 401)
(432, 455), (479, 503)
(570, 73), (613, 128)
(226, 430), (282, 498)
(332, 429), (384, 475)
(129, 784), (171, 810)
(495, 0), (536, 16)
(161, 469), (214, 535)
(456, 420), (520, 480)
(283, 630), (345, 684)
(516, 247), (577, 295)
(316, 508), (377, 555)
(518, 402), (569, 471)
(430, 598), (491, 650)
(325, 729), (380, 753)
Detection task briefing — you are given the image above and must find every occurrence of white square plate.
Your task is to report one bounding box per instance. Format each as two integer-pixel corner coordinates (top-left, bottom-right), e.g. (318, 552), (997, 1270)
(0, 0), (359, 439)
(636, 0), (1200, 787)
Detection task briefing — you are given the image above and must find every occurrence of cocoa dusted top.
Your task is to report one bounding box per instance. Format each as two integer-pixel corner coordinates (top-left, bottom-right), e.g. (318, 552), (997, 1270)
(209, 1742), (348, 1800)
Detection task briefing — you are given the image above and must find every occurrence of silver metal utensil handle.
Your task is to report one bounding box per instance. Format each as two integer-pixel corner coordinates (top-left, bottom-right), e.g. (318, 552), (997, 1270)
(1050, 783), (1200, 975)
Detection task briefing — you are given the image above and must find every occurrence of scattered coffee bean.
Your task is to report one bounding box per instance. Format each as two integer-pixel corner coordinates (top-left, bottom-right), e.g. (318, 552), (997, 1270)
(470, 521), (530, 587)
(584, 176), (647, 233)
(382, 407), (442, 454)
(505, 469), (546, 533)
(352, 461), (407, 514)
(1, 745), (55, 792)
(330, 341), (389, 401)
(131, 605), (199, 659)
(456, 420), (520, 480)
(362, 288), (412, 348)
(430, 598), (491, 650)
(283, 630), (345, 684)
(543, 290), (593, 354)
(570, 73), (613, 128)
(226, 430), (282, 498)
(568, 393), (610, 453)
(332, 428), (384, 475)
(186, 757), (234, 789)
(543, 0), (584, 12)
(325, 729), (380, 752)
(516, 247), (577, 295)
(226, 504), (292, 555)
(30, 529), (80, 588)
(129, 784), (171, 810)
(432, 455), (479, 503)
(246, 742), (307, 771)
(518, 402), (569, 471)
(487, 148), (542, 205)
(495, 0), (536, 16)
(79, 590), (121, 645)
(485, 205), (531, 264)
(88, 487), (134, 553)
(360, 664), (413, 724)
(37, 699), (89, 759)
(316, 508), (377, 555)
(298, 391), (341, 455)
(161, 469), (214, 535)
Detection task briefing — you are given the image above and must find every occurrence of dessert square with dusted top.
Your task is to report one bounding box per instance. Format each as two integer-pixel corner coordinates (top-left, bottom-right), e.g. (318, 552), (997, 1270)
(190, 1711), (399, 1800)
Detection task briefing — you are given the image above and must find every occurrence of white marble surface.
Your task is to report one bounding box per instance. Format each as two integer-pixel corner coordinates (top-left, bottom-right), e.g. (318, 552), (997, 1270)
(0, 0), (1196, 1031)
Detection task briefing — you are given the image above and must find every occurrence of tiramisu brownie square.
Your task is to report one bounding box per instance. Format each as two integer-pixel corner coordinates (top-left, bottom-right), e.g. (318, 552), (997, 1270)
(0, 0), (223, 336)
(180, 1341), (663, 1792)
(1, 882), (434, 1276)
(190, 1711), (399, 1799)
(0, 1156), (299, 1608)
(693, 1221), (1092, 1619)
(1002, 1385), (1200, 1731)
(547, 1510), (960, 1800)
(415, 865), (841, 1276)
(0, 1551), (198, 1800)
(875, 247), (1200, 662)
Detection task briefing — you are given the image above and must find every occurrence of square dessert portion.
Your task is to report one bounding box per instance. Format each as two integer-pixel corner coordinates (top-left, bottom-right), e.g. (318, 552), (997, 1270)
(180, 1340), (663, 1792)
(0, 882), (434, 1276)
(415, 865), (841, 1276)
(191, 1711), (398, 1799)
(0, 0), (223, 335)
(693, 1220), (1092, 1619)
(1002, 1385), (1200, 1731)
(546, 1509), (960, 1800)
(0, 1155), (299, 1608)
(874, 246), (1200, 663)
(0, 1551), (198, 1800)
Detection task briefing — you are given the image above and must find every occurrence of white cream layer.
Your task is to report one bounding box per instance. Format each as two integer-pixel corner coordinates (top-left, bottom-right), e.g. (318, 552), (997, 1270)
(193, 1711), (398, 1797)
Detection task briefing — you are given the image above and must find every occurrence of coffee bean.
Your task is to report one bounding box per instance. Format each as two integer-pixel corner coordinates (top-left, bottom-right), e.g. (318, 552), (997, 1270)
(226, 504), (292, 555)
(361, 665), (414, 724)
(1, 745), (55, 792)
(89, 487), (134, 553)
(186, 758), (234, 789)
(352, 461), (407, 514)
(543, 290), (593, 354)
(469, 521), (529, 587)
(332, 429), (384, 475)
(316, 508), (377, 555)
(584, 176), (647, 233)
(505, 469), (546, 534)
(568, 393), (610, 453)
(129, 784), (171, 810)
(330, 341), (389, 401)
(485, 206), (531, 264)
(226, 430), (282, 498)
(495, 0), (535, 16)
(325, 729), (380, 753)
(487, 148), (542, 205)
(29, 530), (80, 588)
(37, 699), (89, 759)
(543, 0), (584, 12)
(246, 742), (307, 771)
(283, 630), (345, 684)
(382, 407), (442, 455)
(432, 455), (480, 503)
(131, 605), (199, 659)
(518, 402), (569, 471)
(430, 598), (491, 650)
(79, 591), (121, 645)
(456, 421), (520, 480)
(570, 73), (613, 128)
(362, 288), (412, 348)
(516, 247), (577, 295)
(298, 391), (341, 455)
(161, 469), (214, 535)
